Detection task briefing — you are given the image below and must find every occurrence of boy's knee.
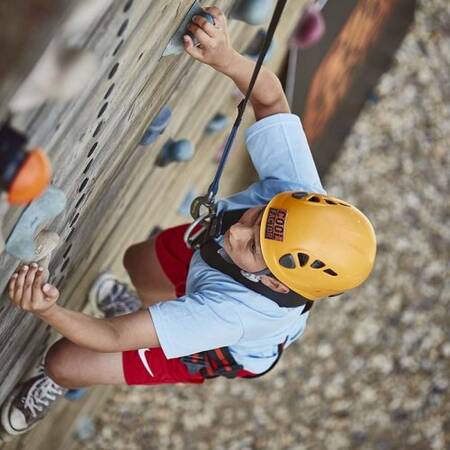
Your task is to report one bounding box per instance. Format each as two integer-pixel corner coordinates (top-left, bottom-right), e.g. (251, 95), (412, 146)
(44, 339), (72, 387)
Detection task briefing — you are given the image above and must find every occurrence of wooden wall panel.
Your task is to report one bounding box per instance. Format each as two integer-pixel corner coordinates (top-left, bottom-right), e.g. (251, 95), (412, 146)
(0, 0), (308, 445)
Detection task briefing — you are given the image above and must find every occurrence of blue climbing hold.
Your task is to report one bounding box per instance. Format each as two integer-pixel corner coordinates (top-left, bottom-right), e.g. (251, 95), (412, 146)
(65, 388), (88, 401)
(205, 113), (229, 134)
(5, 185), (66, 261)
(140, 106), (172, 145)
(178, 188), (197, 217)
(230, 0), (273, 26)
(156, 139), (194, 167)
(244, 28), (275, 63)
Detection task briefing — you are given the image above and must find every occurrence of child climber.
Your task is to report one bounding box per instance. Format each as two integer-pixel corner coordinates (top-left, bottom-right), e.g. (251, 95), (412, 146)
(1, 6), (376, 435)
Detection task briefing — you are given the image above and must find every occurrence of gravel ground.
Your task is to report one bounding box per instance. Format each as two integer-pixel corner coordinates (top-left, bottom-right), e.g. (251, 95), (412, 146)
(73, 1), (449, 448)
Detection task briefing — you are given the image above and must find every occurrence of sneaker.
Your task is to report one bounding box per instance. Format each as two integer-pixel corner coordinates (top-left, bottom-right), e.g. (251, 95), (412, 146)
(1, 371), (67, 435)
(88, 272), (142, 318)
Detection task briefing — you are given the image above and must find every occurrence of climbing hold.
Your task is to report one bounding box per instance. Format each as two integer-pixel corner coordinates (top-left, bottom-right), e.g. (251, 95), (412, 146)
(74, 416), (96, 442)
(289, 5), (326, 49)
(178, 188), (197, 217)
(0, 123), (51, 205)
(163, 1), (215, 56)
(140, 106), (173, 145)
(7, 150), (51, 205)
(230, 0), (273, 26)
(205, 113), (229, 134)
(65, 388), (88, 401)
(148, 225), (163, 240)
(6, 185), (66, 262)
(244, 28), (275, 63)
(155, 139), (194, 167)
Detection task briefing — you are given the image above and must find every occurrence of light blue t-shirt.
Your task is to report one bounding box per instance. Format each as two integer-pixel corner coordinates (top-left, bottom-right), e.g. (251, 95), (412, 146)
(150, 113), (326, 374)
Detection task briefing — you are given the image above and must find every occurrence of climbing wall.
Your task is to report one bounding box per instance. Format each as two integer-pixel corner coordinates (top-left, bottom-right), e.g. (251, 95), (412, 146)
(0, 0), (308, 446)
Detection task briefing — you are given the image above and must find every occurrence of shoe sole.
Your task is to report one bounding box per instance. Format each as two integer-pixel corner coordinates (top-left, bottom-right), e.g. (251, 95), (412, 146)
(0, 384), (41, 436)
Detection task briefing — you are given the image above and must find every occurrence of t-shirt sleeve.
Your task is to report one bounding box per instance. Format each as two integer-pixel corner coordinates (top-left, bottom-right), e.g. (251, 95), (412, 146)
(149, 292), (244, 359)
(245, 113), (323, 192)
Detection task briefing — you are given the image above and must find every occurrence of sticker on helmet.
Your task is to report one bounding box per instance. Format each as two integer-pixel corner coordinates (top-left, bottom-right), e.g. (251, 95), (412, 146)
(265, 208), (287, 241)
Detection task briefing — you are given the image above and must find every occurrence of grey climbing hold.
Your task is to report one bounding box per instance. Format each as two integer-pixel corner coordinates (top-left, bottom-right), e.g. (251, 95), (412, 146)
(163, 1), (215, 56)
(244, 28), (275, 63)
(140, 106), (172, 145)
(74, 416), (96, 441)
(155, 139), (194, 167)
(5, 185), (66, 261)
(230, 0), (273, 26)
(205, 113), (229, 134)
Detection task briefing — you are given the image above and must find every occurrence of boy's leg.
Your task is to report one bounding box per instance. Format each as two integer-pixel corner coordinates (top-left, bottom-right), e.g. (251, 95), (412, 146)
(44, 338), (126, 388)
(123, 237), (176, 306)
(123, 224), (193, 306)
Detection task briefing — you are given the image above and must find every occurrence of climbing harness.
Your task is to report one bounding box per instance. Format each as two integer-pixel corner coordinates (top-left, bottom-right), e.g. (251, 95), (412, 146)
(185, 0), (288, 248)
(181, 340), (286, 379)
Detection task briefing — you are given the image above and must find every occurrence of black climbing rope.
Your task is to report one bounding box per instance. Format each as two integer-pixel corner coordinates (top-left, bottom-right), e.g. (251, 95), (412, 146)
(185, 0), (288, 248)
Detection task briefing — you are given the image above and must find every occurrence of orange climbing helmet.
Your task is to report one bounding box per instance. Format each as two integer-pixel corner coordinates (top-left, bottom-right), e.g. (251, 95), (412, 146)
(260, 191), (376, 300)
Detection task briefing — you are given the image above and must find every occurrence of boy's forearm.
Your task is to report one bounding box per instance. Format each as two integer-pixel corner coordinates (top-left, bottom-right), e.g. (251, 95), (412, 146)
(37, 305), (119, 352)
(214, 50), (286, 108)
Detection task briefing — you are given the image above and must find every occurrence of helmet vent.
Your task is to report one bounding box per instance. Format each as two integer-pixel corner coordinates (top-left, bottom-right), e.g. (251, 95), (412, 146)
(311, 260), (325, 269)
(292, 191), (308, 199)
(329, 292), (343, 297)
(325, 199), (337, 205)
(308, 196), (321, 203)
(298, 253), (309, 267)
(339, 202), (351, 207)
(279, 254), (296, 269)
(324, 268), (338, 276)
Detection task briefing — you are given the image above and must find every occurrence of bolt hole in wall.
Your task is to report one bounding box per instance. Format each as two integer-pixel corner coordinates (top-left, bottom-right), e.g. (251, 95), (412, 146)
(97, 103), (108, 118)
(75, 193), (86, 210)
(108, 62), (120, 79)
(83, 159), (94, 174)
(78, 178), (89, 193)
(88, 142), (98, 158)
(60, 258), (71, 273)
(70, 213), (80, 228)
(65, 229), (75, 243)
(93, 121), (103, 138)
(117, 19), (129, 37)
(63, 244), (72, 259)
(123, 0), (133, 13)
(113, 40), (124, 56)
(104, 84), (115, 99)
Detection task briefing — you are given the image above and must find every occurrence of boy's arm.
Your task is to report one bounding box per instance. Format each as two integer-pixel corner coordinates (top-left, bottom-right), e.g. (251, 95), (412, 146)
(9, 264), (160, 352)
(37, 306), (160, 352)
(184, 7), (290, 120)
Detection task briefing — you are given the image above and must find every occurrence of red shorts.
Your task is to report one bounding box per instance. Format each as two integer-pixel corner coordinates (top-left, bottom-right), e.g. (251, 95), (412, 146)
(122, 224), (205, 385)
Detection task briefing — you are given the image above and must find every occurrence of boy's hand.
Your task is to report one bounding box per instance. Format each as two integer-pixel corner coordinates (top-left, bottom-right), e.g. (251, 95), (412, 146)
(183, 6), (236, 71)
(9, 263), (60, 315)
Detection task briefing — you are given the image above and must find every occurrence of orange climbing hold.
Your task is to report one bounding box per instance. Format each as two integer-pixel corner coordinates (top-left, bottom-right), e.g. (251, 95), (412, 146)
(8, 149), (51, 205)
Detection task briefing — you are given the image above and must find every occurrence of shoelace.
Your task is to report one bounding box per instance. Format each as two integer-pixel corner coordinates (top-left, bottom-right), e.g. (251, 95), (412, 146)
(99, 281), (140, 312)
(23, 376), (67, 418)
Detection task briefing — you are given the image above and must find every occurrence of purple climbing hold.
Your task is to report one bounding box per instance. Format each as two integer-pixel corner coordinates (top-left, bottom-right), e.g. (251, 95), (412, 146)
(231, 0), (273, 26)
(289, 5), (326, 49)
(156, 139), (194, 167)
(140, 106), (172, 145)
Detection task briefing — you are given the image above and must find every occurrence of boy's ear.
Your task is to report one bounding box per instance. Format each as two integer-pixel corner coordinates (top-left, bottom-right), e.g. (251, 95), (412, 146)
(260, 275), (290, 294)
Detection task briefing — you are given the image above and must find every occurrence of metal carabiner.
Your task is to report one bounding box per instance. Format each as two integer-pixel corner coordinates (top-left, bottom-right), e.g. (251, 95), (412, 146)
(190, 193), (216, 220)
(184, 212), (215, 249)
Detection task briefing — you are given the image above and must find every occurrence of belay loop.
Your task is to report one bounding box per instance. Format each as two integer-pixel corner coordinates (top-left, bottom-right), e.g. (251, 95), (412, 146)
(184, 0), (288, 248)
